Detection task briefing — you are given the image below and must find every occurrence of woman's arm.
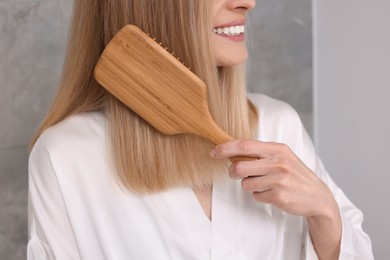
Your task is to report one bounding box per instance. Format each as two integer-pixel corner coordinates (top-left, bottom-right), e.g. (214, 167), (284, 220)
(210, 137), (374, 259)
(211, 94), (373, 259)
(210, 140), (342, 259)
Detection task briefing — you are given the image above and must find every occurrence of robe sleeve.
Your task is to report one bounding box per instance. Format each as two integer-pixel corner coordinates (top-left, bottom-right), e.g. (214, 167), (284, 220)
(27, 138), (81, 260)
(299, 121), (374, 260)
(250, 93), (374, 259)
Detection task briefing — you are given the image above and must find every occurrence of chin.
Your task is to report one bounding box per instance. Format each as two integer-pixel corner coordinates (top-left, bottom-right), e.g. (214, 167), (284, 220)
(215, 46), (248, 66)
(216, 54), (248, 66)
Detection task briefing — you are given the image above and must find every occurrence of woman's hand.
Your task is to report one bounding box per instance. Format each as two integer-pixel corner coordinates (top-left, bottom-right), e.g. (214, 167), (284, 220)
(210, 139), (342, 260)
(210, 139), (333, 217)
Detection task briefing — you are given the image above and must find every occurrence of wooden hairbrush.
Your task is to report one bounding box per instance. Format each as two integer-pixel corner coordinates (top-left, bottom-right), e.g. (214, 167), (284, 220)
(94, 25), (255, 162)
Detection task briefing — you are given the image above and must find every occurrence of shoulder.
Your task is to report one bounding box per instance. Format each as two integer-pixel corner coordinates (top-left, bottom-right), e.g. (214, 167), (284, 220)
(248, 93), (317, 169)
(29, 111), (112, 193)
(31, 111), (108, 167)
(248, 93), (301, 124)
(248, 93), (303, 141)
(37, 111), (106, 151)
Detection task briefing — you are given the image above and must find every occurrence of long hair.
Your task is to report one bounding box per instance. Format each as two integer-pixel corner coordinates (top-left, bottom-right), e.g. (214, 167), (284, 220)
(32, 0), (258, 193)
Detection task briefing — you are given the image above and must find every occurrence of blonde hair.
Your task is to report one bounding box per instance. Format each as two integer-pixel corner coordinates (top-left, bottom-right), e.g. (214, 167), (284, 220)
(32, 0), (258, 193)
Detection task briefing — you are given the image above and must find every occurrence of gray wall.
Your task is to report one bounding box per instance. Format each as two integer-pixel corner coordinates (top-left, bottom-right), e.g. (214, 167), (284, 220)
(0, 0), (72, 258)
(248, 0), (313, 135)
(0, 0), (312, 258)
(314, 0), (390, 258)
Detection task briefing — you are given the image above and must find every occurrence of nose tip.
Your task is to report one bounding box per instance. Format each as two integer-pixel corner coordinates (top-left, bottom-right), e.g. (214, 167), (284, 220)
(247, 0), (256, 9)
(236, 0), (256, 11)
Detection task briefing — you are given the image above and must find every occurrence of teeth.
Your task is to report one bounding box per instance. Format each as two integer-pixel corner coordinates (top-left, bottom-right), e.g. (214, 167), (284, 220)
(213, 25), (245, 36)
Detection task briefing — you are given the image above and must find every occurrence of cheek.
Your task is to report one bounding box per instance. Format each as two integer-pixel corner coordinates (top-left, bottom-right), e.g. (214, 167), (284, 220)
(212, 1), (224, 18)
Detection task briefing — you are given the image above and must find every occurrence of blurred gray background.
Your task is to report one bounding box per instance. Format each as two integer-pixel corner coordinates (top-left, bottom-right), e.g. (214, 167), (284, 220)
(7, 0), (388, 259)
(314, 0), (390, 258)
(248, 0), (313, 134)
(1, 0), (72, 259)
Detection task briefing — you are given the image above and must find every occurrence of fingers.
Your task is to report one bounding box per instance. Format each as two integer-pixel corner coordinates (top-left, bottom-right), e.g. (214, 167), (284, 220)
(229, 159), (268, 179)
(210, 139), (291, 160)
(228, 156), (293, 180)
(241, 169), (293, 192)
(252, 189), (290, 208)
(241, 174), (282, 193)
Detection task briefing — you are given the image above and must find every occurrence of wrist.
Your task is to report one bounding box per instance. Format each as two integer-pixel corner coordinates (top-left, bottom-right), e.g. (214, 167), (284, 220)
(309, 197), (340, 223)
(307, 198), (342, 260)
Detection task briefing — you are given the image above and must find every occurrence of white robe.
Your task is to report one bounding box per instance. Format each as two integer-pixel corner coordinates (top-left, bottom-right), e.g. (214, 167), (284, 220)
(27, 94), (373, 260)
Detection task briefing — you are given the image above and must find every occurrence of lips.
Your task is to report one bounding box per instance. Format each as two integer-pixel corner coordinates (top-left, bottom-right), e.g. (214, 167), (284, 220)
(213, 21), (246, 42)
(213, 25), (245, 36)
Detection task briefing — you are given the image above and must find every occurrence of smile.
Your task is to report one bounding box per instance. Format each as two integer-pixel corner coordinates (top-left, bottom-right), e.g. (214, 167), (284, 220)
(212, 25), (245, 36)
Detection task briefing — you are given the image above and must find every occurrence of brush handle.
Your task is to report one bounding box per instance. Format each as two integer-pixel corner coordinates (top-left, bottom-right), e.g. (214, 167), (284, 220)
(198, 119), (258, 163)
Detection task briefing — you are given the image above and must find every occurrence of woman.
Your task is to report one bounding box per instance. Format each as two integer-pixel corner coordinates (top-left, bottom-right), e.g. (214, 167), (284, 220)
(28, 0), (373, 259)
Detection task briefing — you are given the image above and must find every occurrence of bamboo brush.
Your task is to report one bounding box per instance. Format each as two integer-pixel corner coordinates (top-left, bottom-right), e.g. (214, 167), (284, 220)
(94, 25), (255, 162)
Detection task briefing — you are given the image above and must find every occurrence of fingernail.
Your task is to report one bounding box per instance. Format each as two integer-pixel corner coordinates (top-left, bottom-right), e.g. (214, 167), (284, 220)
(209, 148), (217, 158)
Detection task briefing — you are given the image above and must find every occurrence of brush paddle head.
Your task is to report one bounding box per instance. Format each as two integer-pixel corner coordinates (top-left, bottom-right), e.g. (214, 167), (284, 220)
(94, 25), (257, 162)
(94, 24), (232, 144)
